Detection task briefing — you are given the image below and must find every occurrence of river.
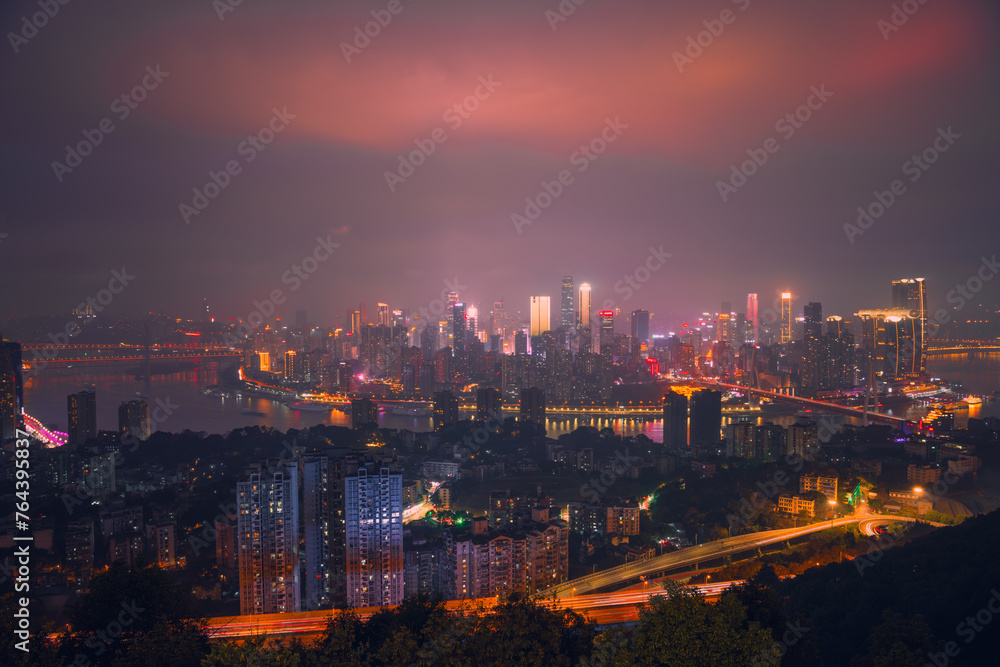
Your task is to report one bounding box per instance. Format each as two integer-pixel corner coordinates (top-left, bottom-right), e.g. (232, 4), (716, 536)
(22, 352), (1000, 441)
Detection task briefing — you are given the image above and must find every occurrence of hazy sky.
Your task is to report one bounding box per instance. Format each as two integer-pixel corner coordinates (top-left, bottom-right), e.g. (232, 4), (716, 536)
(1, 0), (997, 330)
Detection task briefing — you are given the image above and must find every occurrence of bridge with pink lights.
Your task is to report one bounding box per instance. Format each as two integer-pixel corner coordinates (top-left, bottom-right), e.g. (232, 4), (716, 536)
(21, 413), (68, 446)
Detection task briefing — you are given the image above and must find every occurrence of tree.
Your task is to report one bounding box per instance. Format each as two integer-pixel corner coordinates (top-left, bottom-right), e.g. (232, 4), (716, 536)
(311, 611), (369, 666)
(462, 594), (596, 666)
(850, 610), (938, 667)
(618, 581), (773, 666)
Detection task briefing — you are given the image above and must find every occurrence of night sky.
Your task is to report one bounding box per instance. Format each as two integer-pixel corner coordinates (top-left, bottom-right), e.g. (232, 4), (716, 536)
(1, 0), (997, 328)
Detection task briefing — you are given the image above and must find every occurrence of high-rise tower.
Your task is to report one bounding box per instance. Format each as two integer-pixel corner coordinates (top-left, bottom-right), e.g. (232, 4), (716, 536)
(578, 283), (592, 328)
(530, 296), (551, 337)
(746, 293), (759, 343)
(68, 390), (97, 445)
(344, 461), (403, 608)
(237, 462), (300, 615)
(560, 276), (574, 329)
(780, 292), (792, 344)
(892, 278), (927, 374)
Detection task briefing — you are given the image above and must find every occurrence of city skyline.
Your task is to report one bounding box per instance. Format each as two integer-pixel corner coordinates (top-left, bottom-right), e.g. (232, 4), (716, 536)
(2, 1), (999, 662)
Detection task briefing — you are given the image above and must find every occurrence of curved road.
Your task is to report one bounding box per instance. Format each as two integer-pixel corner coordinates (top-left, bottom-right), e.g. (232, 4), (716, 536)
(540, 514), (942, 598)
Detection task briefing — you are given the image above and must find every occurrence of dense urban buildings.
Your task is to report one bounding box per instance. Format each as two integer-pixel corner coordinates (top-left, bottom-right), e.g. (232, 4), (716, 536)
(344, 460), (404, 608)
(237, 462), (301, 615)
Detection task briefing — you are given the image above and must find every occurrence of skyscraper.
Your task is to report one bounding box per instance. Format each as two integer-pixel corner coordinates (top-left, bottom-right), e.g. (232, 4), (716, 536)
(476, 387), (502, 422)
(118, 399), (150, 441)
(0, 341), (20, 441)
(662, 390), (688, 449)
(599, 311), (615, 356)
(68, 390), (97, 445)
(631, 309), (650, 346)
(491, 300), (506, 337)
(530, 296), (551, 337)
(802, 303), (823, 396)
(345, 460), (403, 608)
(892, 278), (927, 375)
(452, 303), (468, 353)
(689, 389), (722, 447)
(856, 309), (922, 380)
(780, 292), (792, 344)
(747, 293), (759, 343)
(466, 304), (479, 337)
(578, 283), (592, 328)
(433, 391), (459, 430)
(237, 461), (300, 615)
(560, 276), (575, 328)
(519, 387), (546, 427)
(351, 397), (378, 429)
(377, 303), (389, 326)
(301, 456), (330, 610)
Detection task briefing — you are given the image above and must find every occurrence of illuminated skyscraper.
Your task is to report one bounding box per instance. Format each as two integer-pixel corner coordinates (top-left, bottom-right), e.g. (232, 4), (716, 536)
(301, 456), (330, 610)
(530, 296), (551, 337)
(717, 312), (731, 344)
(578, 283), (592, 328)
(856, 309), (922, 380)
(345, 460), (403, 608)
(560, 276), (575, 328)
(801, 303), (823, 396)
(780, 292), (792, 344)
(466, 304), (479, 337)
(747, 293), (759, 343)
(118, 399), (150, 441)
(351, 397), (378, 429)
(0, 341), (19, 441)
(68, 390), (97, 445)
(376, 303), (389, 326)
(599, 311), (615, 356)
(452, 303), (467, 353)
(630, 309), (650, 347)
(519, 387), (546, 427)
(238, 461), (300, 615)
(892, 278), (927, 374)
(491, 301), (505, 337)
